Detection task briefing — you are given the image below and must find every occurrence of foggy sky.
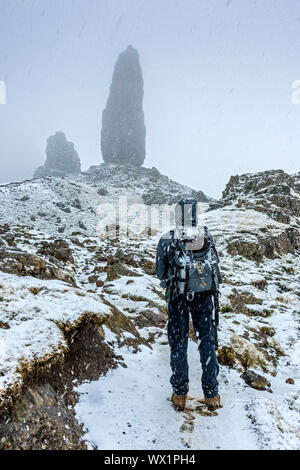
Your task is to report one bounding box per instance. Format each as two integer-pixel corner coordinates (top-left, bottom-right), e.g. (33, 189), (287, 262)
(0, 0), (300, 198)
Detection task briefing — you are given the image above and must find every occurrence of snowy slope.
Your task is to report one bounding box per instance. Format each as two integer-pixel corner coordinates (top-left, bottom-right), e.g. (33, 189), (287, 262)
(75, 206), (300, 450)
(0, 166), (299, 449)
(0, 273), (110, 396)
(0, 164), (210, 238)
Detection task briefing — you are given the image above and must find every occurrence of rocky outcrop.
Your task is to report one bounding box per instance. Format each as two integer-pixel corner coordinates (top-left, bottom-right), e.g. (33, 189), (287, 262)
(0, 315), (116, 450)
(226, 227), (300, 262)
(36, 239), (74, 264)
(222, 169), (294, 200)
(0, 165), (211, 240)
(101, 46), (146, 166)
(0, 383), (87, 450)
(209, 169), (300, 263)
(0, 248), (75, 284)
(83, 163), (210, 205)
(212, 169), (300, 226)
(34, 132), (81, 178)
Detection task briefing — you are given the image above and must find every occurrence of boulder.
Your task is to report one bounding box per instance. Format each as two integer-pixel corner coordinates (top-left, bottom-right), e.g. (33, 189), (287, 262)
(241, 370), (271, 391)
(135, 309), (167, 329)
(286, 378), (295, 385)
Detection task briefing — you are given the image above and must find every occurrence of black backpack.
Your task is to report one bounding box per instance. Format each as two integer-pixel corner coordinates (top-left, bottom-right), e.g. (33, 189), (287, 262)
(170, 227), (222, 300)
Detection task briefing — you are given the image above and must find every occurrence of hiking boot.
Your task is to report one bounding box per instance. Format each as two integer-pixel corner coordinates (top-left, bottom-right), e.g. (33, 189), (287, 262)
(171, 393), (187, 411)
(205, 394), (222, 411)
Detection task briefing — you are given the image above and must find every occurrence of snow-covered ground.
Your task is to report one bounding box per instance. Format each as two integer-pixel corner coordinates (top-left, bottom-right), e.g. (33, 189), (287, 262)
(74, 208), (300, 450)
(76, 326), (300, 450)
(75, 264), (300, 450)
(0, 273), (110, 395)
(0, 169), (299, 449)
(75, 337), (259, 450)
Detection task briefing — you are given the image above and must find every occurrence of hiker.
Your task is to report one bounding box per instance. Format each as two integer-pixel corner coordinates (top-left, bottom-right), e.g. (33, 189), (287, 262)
(156, 198), (222, 412)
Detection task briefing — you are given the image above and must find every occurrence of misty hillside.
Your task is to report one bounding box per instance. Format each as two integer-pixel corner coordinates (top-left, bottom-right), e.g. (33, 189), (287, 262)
(0, 166), (299, 450)
(0, 164), (209, 239)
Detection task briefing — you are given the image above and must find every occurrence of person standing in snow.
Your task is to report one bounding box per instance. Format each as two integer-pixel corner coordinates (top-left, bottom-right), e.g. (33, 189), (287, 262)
(156, 198), (222, 412)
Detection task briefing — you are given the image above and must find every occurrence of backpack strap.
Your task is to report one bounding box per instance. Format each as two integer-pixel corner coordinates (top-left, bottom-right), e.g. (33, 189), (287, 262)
(169, 230), (191, 299)
(204, 226), (222, 285)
